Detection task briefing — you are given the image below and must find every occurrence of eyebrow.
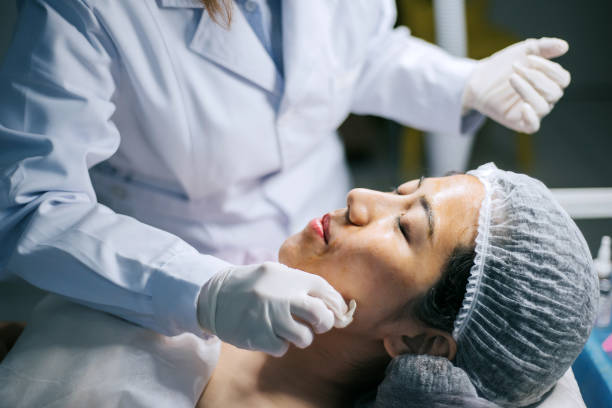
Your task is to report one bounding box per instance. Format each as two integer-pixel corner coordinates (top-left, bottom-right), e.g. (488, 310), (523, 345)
(419, 195), (434, 239)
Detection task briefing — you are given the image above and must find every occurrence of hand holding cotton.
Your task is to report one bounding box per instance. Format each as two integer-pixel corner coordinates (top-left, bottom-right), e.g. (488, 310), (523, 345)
(334, 299), (357, 329)
(197, 262), (349, 357)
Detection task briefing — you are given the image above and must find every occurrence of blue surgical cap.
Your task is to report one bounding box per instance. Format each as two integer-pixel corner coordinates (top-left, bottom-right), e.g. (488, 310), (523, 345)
(453, 163), (598, 407)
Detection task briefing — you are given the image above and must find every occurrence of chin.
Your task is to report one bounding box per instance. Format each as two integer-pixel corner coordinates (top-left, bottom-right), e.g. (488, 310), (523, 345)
(278, 231), (325, 281)
(278, 232), (301, 267)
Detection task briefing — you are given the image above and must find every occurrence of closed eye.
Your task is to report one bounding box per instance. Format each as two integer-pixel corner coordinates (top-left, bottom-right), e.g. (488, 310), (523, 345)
(397, 216), (410, 242)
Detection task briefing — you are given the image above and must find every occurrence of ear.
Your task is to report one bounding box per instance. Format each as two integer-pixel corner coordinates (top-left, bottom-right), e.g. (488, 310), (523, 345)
(383, 328), (457, 360)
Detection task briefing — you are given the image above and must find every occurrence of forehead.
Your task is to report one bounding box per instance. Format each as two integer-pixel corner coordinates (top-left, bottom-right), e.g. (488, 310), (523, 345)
(430, 174), (484, 248)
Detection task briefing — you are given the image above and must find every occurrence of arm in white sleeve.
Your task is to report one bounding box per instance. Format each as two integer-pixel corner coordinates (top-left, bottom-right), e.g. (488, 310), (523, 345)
(350, 0), (484, 135)
(0, 0), (229, 337)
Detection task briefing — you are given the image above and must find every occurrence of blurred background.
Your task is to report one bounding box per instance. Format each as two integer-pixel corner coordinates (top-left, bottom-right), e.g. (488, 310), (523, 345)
(1, 1), (611, 406)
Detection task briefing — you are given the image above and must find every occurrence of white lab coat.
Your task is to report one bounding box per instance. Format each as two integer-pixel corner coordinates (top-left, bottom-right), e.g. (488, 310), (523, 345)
(0, 0), (478, 336)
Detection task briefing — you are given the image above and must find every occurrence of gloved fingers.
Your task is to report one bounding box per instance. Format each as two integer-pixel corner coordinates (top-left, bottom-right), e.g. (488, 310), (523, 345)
(519, 102), (541, 134)
(275, 316), (314, 350)
(525, 37), (569, 59)
(527, 55), (571, 88)
(509, 73), (551, 117)
(266, 338), (290, 357)
(290, 296), (335, 334)
(307, 276), (348, 316)
(492, 85), (521, 117)
(513, 62), (564, 103)
(334, 299), (357, 329)
(249, 322), (291, 357)
(503, 99), (524, 124)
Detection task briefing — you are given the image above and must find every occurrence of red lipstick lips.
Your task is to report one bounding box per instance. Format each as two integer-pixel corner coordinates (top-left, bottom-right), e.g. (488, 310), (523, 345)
(309, 218), (325, 241)
(308, 214), (330, 244)
(322, 213), (330, 244)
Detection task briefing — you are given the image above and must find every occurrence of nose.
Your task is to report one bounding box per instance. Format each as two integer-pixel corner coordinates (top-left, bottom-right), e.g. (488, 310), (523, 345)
(346, 188), (406, 226)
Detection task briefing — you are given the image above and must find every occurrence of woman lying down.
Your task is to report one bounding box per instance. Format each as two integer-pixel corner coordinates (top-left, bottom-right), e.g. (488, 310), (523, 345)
(0, 163), (596, 407)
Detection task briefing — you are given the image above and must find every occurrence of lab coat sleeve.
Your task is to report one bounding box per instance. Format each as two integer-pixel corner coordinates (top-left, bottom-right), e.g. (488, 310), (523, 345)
(350, 0), (484, 135)
(0, 0), (229, 337)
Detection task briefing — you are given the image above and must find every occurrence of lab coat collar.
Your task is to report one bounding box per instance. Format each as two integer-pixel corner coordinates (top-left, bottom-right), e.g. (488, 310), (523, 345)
(165, 0), (335, 100)
(158, 0), (204, 8)
(188, 2), (283, 95)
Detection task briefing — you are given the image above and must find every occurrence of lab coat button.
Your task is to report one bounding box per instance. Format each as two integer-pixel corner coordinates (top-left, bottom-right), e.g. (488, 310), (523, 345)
(245, 1), (257, 13)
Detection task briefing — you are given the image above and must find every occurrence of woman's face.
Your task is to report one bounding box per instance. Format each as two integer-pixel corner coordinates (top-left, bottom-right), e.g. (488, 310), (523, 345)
(279, 174), (485, 333)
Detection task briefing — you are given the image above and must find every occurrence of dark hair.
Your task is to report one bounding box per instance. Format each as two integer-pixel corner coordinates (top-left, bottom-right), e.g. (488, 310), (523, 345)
(414, 246), (476, 333)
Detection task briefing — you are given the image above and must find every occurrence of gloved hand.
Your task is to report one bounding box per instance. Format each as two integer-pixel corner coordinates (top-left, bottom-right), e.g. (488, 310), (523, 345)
(197, 262), (349, 357)
(462, 37), (571, 134)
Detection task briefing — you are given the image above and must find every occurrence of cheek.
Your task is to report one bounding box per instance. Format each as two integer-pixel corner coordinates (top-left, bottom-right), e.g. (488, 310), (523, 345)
(280, 227), (419, 329)
(324, 243), (412, 325)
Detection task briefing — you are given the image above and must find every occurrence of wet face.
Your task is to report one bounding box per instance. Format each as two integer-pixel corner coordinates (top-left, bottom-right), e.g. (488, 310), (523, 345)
(279, 175), (485, 334)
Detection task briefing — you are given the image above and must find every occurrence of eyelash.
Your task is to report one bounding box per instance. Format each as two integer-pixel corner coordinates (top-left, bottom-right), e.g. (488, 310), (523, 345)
(397, 216), (410, 243)
(394, 176), (423, 242)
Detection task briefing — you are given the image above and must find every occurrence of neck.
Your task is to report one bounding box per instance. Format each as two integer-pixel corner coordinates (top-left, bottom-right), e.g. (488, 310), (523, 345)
(258, 332), (389, 405)
(201, 332), (390, 407)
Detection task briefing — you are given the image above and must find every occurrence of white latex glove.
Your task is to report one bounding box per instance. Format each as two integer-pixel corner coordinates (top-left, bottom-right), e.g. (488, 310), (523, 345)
(462, 37), (571, 134)
(197, 262), (351, 357)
